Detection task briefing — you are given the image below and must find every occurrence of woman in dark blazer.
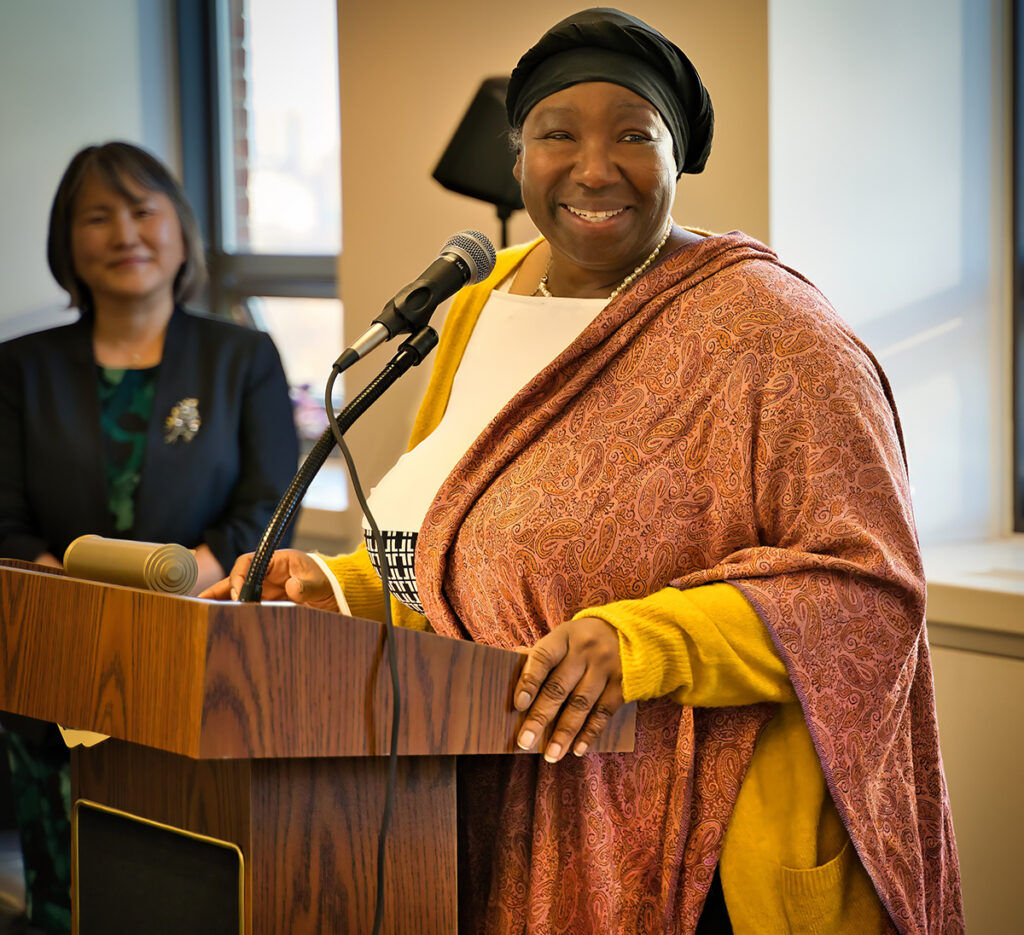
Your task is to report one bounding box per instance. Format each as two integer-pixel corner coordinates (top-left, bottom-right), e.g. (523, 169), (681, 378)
(0, 141), (298, 589)
(0, 141), (298, 933)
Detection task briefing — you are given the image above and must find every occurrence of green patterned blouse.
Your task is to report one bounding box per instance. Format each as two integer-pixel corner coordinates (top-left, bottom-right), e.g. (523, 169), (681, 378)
(97, 365), (158, 532)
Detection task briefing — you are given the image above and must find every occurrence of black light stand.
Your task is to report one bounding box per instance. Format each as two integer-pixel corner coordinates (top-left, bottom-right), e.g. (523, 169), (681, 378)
(433, 76), (522, 248)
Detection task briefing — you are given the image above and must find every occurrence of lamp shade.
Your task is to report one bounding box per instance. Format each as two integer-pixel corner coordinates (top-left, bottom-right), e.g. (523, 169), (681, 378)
(433, 76), (524, 214)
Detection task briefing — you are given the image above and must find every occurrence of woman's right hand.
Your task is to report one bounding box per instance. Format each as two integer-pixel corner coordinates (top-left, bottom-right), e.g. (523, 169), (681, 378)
(198, 548), (339, 611)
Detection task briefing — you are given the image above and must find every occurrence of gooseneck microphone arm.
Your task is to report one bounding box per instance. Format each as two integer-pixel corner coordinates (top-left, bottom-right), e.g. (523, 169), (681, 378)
(237, 230), (495, 602)
(237, 327), (439, 603)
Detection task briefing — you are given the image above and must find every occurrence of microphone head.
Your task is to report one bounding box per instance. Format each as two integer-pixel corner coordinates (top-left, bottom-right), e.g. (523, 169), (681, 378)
(442, 230), (497, 284)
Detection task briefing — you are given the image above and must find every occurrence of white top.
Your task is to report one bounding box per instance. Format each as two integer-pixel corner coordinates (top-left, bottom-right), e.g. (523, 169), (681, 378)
(363, 288), (607, 535)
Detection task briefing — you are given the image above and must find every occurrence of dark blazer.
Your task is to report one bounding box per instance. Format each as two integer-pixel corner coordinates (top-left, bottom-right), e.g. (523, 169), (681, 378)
(0, 306), (299, 572)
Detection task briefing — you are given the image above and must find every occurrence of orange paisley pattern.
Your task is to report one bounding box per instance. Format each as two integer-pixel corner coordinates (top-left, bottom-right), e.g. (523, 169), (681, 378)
(416, 231), (963, 934)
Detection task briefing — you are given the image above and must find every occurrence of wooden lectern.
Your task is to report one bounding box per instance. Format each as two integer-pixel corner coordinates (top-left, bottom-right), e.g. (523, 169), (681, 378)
(0, 561), (635, 933)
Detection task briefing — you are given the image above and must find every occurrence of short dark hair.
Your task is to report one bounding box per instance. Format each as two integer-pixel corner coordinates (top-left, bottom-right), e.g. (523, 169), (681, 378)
(46, 141), (206, 311)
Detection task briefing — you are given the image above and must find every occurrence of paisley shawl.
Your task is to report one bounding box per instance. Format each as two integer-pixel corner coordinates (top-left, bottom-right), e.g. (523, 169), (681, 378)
(414, 231), (962, 934)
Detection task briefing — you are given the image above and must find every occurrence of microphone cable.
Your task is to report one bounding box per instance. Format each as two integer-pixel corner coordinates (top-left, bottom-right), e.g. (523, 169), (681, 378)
(324, 364), (401, 935)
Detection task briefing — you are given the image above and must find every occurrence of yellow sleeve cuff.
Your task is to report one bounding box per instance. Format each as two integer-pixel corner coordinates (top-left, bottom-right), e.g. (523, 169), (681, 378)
(319, 543), (386, 622)
(317, 542), (432, 632)
(575, 583), (796, 707)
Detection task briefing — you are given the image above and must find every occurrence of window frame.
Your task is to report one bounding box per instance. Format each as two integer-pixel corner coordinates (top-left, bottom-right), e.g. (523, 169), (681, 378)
(175, 0), (338, 320)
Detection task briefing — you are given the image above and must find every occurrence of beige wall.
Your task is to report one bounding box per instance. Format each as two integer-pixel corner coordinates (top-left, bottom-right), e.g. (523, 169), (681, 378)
(335, 0), (768, 545)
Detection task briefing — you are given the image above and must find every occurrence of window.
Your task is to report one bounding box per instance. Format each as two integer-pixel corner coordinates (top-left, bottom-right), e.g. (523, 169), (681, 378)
(177, 0), (346, 511)
(216, 0), (341, 256)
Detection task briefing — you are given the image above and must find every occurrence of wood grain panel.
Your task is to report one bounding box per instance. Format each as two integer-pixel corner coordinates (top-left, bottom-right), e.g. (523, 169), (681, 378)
(1, 561), (635, 761)
(249, 756), (457, 935)
(199, 602), (635, 758)
(0, 565), (209, 755)
(73, 741), (252, 845)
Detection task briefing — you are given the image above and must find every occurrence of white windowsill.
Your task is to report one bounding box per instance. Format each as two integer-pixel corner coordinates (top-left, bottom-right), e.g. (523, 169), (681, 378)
(922, 536), (1024, 659)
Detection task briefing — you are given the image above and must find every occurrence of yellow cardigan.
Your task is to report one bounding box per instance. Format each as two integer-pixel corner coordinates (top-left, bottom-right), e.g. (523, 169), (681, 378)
(322, 241), (887, 934)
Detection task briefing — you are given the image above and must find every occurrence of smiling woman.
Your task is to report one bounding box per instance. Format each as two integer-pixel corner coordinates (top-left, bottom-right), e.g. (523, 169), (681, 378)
(46, 144), (205, 324)
(513, 82), (681, 296)
(69, 174), (186, 342)
(203, 8), (962, 934)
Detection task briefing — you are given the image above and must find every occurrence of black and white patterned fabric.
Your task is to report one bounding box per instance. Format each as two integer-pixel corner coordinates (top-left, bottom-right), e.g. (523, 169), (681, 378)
(364, 529), (424, 614)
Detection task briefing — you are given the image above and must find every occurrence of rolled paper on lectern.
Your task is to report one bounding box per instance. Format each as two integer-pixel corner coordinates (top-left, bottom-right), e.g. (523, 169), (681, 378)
(63, 535), (198, 594)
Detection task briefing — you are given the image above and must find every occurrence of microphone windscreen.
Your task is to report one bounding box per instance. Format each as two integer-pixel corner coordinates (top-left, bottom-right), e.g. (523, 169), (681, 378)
(63, 535), (198, 595)
(443, 230), (497, 284)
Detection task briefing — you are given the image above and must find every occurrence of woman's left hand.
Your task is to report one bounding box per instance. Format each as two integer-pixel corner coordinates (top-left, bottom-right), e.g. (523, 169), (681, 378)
(190, 544), (226, 596)
(513, 616), (624, 763)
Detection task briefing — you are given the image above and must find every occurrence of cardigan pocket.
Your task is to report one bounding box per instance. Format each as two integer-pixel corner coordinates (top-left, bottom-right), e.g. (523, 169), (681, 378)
(779, 840), (886, 935)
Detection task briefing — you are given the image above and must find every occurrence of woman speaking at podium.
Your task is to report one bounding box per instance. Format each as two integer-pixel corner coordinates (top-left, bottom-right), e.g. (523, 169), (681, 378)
(207, 9), (961, 934)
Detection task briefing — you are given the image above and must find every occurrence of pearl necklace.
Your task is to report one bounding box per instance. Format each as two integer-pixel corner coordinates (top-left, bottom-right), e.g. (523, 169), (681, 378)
(536, 217), (673, 300)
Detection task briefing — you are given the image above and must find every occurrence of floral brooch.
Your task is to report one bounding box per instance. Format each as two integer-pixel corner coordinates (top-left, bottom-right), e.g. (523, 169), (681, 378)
(164, 397), (201, 443)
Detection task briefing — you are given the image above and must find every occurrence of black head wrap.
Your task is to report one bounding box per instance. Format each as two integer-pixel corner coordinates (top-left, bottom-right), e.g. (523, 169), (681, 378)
(506, 8), (713, 176)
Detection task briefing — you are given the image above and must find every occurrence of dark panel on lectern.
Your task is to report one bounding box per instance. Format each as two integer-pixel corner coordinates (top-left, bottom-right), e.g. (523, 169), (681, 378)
(75, 801), (242, 935)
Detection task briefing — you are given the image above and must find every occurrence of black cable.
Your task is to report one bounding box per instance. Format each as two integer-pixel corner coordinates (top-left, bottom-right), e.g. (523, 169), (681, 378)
(321, 328), (437, 933)
(325, 370), (399, 935)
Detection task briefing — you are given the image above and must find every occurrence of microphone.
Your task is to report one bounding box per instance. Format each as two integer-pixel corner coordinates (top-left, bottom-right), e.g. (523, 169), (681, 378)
(335, 230), (496, 371)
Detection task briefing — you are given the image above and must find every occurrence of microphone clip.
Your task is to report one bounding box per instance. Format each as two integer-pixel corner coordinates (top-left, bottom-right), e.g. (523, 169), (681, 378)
(376, 253), (470, 337)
